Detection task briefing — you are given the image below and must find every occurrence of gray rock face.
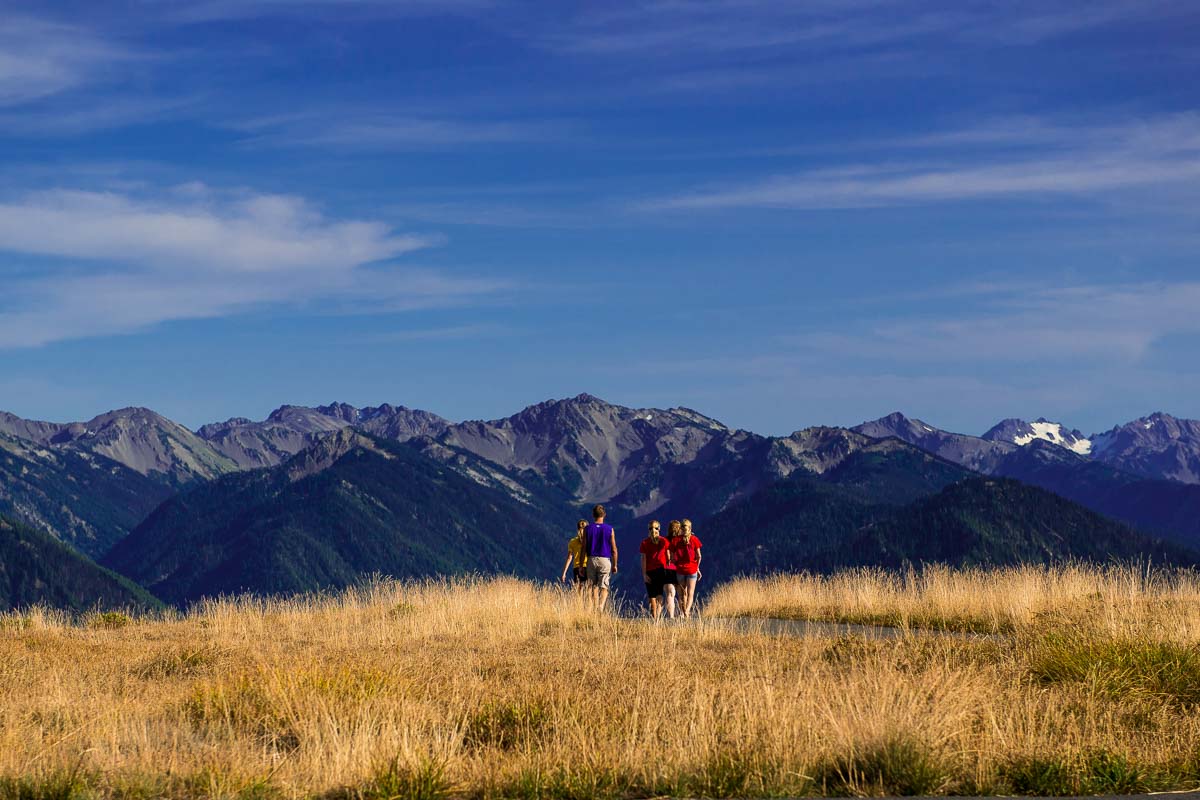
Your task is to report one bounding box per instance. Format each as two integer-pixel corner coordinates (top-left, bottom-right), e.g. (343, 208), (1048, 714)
(0, 407), (238, 486)
(0, 411), (72, 445)
(437, 393), (738, 504)
(1090, 412), (1200, 484)
(354, 404), (450, 441)
(198, 406), (349, 469)
(283, 428), (395, 483)
(58, 408), (239, 485)
(195, 403), (450, 469)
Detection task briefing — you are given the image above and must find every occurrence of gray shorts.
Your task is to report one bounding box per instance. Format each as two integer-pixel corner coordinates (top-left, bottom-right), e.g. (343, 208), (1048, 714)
(587, 557), (612, 589)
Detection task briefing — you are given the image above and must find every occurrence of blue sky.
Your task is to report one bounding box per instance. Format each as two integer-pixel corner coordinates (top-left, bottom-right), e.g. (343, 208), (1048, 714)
(1, 1), (1198, 436)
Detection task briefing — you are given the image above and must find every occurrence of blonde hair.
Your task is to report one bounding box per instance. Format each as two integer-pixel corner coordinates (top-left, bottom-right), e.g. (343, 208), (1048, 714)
(682, 519), (693, 539)
(668, 520), (682, 537)
(577, 519), (588, 533)
(648, 520), (661, 535)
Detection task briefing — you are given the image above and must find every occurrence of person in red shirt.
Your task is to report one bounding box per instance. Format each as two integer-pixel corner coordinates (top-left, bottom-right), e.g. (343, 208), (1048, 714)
(670, 518), (703, 619)
(639, 520), (672, 619)
(662, 520), (681, 618)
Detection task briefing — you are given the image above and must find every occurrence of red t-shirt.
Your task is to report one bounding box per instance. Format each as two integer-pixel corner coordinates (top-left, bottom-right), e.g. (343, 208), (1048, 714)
(639, 536), (671, 570)
(670, 535), (703, 575)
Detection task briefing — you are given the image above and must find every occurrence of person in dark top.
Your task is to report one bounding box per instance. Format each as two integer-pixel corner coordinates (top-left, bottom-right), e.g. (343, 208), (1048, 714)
(639, 520), (672, 619)
(584, 504), (618, 611)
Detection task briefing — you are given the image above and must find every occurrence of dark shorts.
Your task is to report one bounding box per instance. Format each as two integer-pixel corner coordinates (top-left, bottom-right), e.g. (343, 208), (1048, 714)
(573, 566), (589, 584)
(645, 567), (672, 599)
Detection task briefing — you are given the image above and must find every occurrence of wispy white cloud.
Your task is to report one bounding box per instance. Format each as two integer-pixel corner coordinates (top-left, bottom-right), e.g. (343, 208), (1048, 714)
(644, 114), (1200, 210)
(0, 94), (199, 136)
(601, 279), (1200, 434)
(0, 185), (502, 347)
(0, 16), (137, 106)
(363, 323), (510, 343)
(788, 281), (1200, 366)
(232, 112), (560, 151)
(540, 0), (1186, 58)
(161, 0), (492, 24)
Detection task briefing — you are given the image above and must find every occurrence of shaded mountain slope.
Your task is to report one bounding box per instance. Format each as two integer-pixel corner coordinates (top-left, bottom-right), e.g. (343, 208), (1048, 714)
(991, 440), (1200, 549)
(854, 412), (1200, 549)
(705, 464), (1197, 579)
(103, 430), (574, 606)
(839, 478), (1198, 570)
(0, 432), (173, 558)
(697, 442), (972, 577)
(0, 516), (162, 613)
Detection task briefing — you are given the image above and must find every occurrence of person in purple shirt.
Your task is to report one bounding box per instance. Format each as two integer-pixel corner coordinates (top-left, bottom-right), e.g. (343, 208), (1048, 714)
(584, 504), (618, 610)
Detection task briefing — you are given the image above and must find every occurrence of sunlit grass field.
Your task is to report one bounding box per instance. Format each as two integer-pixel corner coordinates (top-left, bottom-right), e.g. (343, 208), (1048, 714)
(4, 566), (1200, 799)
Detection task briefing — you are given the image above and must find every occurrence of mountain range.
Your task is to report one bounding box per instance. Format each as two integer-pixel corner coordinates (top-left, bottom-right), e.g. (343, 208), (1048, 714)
(852, 412), (1200, 550)
(3, 396), (1200, 610)
(854, 411), (1200, 485)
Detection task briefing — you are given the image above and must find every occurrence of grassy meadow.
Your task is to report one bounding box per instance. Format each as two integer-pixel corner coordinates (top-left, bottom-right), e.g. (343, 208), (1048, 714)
(4, 567), (1200, 798)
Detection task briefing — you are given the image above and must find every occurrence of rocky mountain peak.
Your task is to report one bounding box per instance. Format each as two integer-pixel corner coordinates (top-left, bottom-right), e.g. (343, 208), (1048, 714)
(284, 428), (392, 483)
(853, 412), (941, 441)
(314, 402), (361, 424)
(1088, 412), (1200, 483)
(196, 418), (253, 438)
(0, 410), (70, 445)
(982, 417), (1091, 456)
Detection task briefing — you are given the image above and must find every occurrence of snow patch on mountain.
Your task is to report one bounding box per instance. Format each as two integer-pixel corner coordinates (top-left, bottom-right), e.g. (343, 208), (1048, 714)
(1013, 421), (1092, 455)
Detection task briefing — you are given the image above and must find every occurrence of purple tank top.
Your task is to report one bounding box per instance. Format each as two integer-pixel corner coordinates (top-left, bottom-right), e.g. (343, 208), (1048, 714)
(585, 523), (614, 559)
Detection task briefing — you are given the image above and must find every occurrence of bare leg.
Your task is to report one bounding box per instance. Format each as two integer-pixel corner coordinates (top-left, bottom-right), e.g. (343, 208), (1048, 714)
(649, 596), (661, 618)
(682, 579), (696, 618)
(663, 583), (677, 619)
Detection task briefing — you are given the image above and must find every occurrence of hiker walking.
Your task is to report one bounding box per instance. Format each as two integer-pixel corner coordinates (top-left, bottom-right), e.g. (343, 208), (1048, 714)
(560, 519), (590, 592)
(584, 504), (618, 611)
(671, 518), (703, 619)
(639, 520), (672, 619)
(662, 520), (681, 618)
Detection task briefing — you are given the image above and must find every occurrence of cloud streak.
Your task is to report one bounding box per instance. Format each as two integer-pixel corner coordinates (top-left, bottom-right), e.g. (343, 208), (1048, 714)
(540, 0), (1188, 58)
(232, 112), (560, 151)
(0, 16), (136, 106)
(645, 114), (1200, 210)
(790, 281), (1200, 365)
(0, 185), (501, 347)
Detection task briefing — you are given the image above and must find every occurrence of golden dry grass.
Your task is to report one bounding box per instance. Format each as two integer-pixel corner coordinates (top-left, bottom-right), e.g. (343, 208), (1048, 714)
(2, 567), (1200, 799)
(706, 562), (1200, 635)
